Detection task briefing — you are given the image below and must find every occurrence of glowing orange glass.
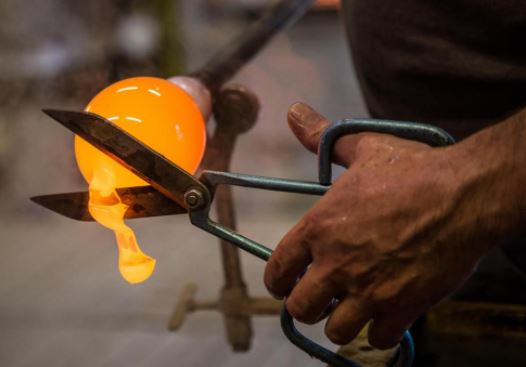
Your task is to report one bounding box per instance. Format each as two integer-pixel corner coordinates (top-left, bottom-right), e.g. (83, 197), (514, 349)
(75, 76), (206, 284)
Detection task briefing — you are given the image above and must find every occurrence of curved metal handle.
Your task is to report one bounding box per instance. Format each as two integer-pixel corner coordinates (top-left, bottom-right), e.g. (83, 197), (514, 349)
(280, 307), (415, 367)
(318, 118), (455, 185)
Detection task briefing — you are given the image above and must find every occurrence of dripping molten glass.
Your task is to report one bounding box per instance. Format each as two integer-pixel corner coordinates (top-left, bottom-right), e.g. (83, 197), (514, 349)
(75, 77), (206, 284)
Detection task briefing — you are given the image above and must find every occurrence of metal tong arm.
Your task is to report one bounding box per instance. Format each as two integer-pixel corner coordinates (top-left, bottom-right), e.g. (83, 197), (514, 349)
(202, 170), (328, 195)
(190, 170), (329, 261)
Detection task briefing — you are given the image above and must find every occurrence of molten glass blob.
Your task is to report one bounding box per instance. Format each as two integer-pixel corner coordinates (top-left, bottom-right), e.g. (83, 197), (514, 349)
(75, 76), (206, 284)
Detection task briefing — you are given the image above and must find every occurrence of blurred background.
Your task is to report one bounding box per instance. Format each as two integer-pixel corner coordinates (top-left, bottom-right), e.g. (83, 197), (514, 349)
(0, 1), (366, 366)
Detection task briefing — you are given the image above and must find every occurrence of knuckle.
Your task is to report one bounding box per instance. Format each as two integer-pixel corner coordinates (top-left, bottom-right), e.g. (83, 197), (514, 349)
(297, 312), (319, 325)
(325, 325), (353, 346)
(317, 263), (347, 290)
(301, 213), (320, 239)
(355, 133), (376, 151)
(286, 298), (314, 324)
(263, 276), (278, 298)
(264, 259), (286, 297)
(300, 213), (333, 250)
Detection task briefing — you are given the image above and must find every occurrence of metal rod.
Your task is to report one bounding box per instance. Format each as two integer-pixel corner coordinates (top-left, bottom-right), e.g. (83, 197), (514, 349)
(190, 0), (316, 91)
(202, 171), (329, 195)
(190, 210), (273, 261)
(200, 85), (260, 350)
(201, 121), (247, 288)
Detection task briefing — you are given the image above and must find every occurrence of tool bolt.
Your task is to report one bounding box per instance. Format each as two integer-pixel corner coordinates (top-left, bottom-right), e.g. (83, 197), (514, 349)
(184, 189), (204, 209)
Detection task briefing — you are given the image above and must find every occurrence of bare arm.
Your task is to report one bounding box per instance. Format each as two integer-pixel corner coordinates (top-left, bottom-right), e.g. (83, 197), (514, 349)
(264, 102), (526, 349)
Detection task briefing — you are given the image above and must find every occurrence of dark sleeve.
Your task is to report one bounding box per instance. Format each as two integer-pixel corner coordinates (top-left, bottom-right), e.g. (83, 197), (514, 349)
(341, 0), (526, 139)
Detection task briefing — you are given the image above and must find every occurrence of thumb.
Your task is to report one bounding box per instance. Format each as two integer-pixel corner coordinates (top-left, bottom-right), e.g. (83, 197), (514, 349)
(288, 102), (359, 167)
(287, 102), (330, 153)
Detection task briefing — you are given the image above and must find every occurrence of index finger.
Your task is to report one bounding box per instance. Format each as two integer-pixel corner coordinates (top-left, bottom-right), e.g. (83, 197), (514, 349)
(264, 219), (312, 298)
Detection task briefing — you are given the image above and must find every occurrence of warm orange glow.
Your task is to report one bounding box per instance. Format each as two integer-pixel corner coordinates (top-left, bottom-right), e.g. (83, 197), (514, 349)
(75, 76), (206, 284)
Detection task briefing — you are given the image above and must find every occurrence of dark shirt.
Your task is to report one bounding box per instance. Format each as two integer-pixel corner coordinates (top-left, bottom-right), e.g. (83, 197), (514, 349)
(342, 0), (526, 139)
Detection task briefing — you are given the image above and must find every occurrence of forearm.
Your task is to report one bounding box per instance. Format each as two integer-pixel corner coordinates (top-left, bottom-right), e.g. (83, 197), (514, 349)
(448, 107), (526, 248)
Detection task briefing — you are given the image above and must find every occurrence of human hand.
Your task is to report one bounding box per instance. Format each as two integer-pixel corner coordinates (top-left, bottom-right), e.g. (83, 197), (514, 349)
(264, 103), (494, 349)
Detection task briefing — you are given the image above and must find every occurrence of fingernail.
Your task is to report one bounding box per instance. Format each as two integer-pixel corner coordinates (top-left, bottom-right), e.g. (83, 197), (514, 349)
(288, 102), (315, 129)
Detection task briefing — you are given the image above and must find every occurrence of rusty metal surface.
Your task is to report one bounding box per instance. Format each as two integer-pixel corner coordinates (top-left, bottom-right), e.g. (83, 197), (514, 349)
(31, 186), (186, 221)
(209, 86), (257, 351)
(210, 85), (259, 135)
(41, 109), (209, 209)
(202, 85), (258, 351)
(204, 85), (260, 288)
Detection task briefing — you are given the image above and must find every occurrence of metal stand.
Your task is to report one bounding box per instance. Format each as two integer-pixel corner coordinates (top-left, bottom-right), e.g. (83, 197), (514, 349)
(167, 84), (282, 351)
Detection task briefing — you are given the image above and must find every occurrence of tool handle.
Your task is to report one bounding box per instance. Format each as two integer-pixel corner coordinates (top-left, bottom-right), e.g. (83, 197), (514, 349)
(318, 118), (455, 185)
(281, 307), (415, 367)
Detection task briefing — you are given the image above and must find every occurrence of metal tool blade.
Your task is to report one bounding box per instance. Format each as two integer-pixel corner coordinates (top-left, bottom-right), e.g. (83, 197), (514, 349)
(42, 109), (210, 209)
(31, 186), (187, 221)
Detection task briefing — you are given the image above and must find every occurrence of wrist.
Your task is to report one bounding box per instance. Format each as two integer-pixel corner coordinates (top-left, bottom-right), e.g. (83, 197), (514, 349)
(444, 112), (526, 250)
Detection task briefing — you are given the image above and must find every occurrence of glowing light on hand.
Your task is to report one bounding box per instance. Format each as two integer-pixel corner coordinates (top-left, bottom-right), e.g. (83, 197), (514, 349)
(75, 77), (206, 284)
